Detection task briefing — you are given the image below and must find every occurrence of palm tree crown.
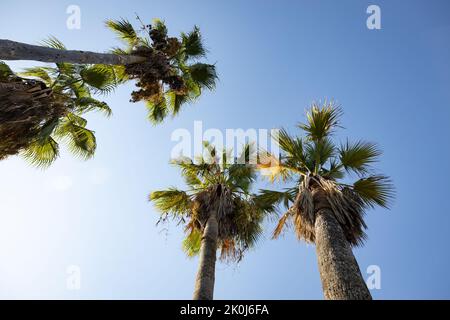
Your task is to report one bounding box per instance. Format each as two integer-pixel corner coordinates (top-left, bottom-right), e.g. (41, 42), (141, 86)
(258, 102), (395, 246)
(0, 38), (116, 166)
(150, 144), (273, 261)
(106, 17), (217, 124)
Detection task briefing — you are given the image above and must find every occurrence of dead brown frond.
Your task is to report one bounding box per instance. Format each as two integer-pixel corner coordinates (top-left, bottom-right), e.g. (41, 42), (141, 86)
(0, 77), (67, 160)
(272, 211), (291, 239)
(284, 175), (368, 246)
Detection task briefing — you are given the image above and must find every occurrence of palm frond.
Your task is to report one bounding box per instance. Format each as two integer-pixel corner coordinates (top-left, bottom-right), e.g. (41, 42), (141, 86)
(298, 101), (342, 141)
(105, 18), (138, 47)
(146, 96), (168, 124)
(21, 136), (59, 168)
(339, 140), (381, 175)
(188, 63), (217, 90)
(151, 18), (168, 36)
(256, 189), (293, 211)
(353, 175), (394, 209)
(0, 61), (14, 80)
(80, 65), (117, 94)
(74, 97), (112, 117)
(304, 138), (335, 174)
(55, 114), (96, 160)
(182, 227), (202, 257)
(257, 151), (293, 182)
(40, 36), (66, 50)
(181, 26), (206, 59)
(272, 211), (291, 239)
(149, 188), (192, 216)
(19, 67), (52, 85)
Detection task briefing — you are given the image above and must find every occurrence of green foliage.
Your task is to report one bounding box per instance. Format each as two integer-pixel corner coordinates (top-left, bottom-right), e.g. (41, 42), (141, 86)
(298, 102), (342, 141)
(188, 63), (217, 91)
(149, 144), (276, 261)
(181, 26), (206, 59)
(0, 62), (14, 80)
(105, 18), (138, 47)
(106, 18), (218, 124)
(260, 102), (395, 245)
(339, 140), (381, 175)
(150, 188), (192, 216)
(10, 38), (118, 167)
(353, 175), (394, 209)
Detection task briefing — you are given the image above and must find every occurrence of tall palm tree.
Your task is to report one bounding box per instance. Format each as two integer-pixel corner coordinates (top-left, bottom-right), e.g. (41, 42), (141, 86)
(258, 102), (394, 300)
(0, 37), (115, 165)
(150, 144), (274, 300)
(1, 17), (217, 124)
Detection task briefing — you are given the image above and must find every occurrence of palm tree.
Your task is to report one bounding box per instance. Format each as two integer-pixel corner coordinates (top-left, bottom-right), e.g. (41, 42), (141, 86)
(1, 17), (217, 124)
(0, 37), (115, 166)
(258, 102), (394, 300)
(149, 144), (274, 300)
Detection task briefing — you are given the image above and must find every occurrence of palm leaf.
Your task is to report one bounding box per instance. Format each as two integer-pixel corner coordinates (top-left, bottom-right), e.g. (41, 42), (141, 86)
(74, 97), (112, 117)
(105, 18), (138, 47)
(298, 102), (342, 141)
(19, 67), (52, 85)
(21, 136), (59, 168)
(181, 26), (206, 59)
(353, 175), (394, 209)
(149, 188), (192, 216)
(146, 96), (168, 124)
(339, 140), (381, 175)
(182, 227), (202, 257)
(188, 63), (217, 90)
(0, 62), (14, 80)
(80, 65), (117, 94)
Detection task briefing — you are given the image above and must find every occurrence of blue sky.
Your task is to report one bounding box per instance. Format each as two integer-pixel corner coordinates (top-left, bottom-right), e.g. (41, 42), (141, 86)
(1, 0), (450, 299)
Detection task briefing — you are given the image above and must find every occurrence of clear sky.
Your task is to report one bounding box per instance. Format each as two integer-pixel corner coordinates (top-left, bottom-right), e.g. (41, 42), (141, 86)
(1, 0), (450, 299)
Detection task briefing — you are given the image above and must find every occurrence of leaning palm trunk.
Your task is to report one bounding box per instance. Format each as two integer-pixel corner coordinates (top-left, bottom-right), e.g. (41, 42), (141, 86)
(0, 39), (146, 65)
(193, 211), (218, 300)
(314, 207), (372, 300)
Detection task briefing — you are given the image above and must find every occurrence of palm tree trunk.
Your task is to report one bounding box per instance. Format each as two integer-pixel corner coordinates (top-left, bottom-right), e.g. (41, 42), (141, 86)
(193, 212), (218, 300)
(0, 39), (146, 65)
(314, 208), (372, 300)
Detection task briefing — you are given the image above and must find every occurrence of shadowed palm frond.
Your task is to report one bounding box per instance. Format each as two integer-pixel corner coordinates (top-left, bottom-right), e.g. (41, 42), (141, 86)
(188, 63), (217, 91)
(19, 67), (52, 85)
(181, 26), (206, 59)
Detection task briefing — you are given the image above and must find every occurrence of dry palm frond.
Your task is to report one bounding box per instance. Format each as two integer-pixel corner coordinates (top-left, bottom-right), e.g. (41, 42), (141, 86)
(272, 211), (291, 239)
(0, 77), (67, 160)
(289, 176), (315, 242)
(286, 175), (368, 246)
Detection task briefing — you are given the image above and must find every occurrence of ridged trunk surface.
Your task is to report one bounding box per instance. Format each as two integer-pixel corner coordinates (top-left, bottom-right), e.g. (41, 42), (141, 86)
(193, 212), (218, 300)
(315, 208), (372, 300)
(0, 39), (146, 65)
